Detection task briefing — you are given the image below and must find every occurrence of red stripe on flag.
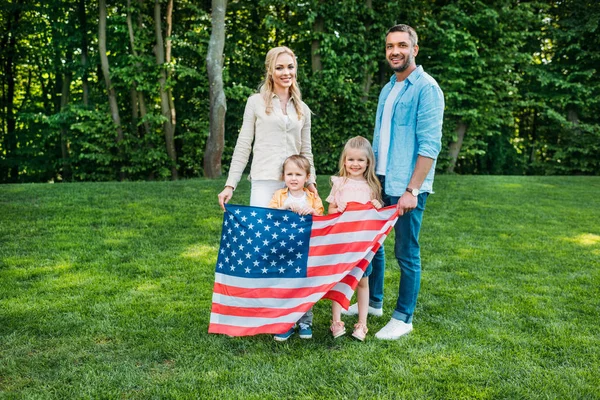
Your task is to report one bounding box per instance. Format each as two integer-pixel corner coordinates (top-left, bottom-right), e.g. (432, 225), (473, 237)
(208, 322), (295, 336)
(213, 282), (331, 299)
(322, 290), (352, 310)
(323, 273), (363, 310)
(211, 302), (314, 319)
(309, 241), (373, 257)
(307, 258), (371, 277)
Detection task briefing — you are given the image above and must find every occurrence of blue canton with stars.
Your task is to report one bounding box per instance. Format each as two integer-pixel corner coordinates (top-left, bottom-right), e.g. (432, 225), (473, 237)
(216, 205), (313, 278)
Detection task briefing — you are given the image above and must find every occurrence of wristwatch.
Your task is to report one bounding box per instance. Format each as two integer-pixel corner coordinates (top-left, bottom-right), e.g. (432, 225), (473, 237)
(406, 187), (420, 197)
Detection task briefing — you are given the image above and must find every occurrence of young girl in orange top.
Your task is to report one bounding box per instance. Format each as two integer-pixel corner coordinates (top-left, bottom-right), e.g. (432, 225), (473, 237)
(326, 136), (382, 341)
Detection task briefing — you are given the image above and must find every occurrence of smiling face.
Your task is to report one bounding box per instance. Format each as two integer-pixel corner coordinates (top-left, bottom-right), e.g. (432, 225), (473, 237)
(271, 53), (296, 92)
(386, 31), (418, 75)
(344, 148), (369, 179)
(283, 159), (309, 194)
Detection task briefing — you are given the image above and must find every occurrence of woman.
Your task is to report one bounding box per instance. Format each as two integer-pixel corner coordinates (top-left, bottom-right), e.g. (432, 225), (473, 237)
(217, 46), (317, 209)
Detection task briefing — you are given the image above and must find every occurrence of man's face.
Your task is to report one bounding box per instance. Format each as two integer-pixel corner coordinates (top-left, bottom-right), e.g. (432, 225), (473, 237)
(386, 31), (418, 73)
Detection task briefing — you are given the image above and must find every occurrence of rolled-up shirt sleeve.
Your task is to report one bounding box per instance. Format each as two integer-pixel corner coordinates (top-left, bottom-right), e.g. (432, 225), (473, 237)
(416, 84), (444, 160)
(225, 96), (257, 189)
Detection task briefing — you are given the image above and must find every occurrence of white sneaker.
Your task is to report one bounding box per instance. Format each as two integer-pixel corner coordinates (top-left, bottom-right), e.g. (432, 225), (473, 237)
(375, 318), (413, 340)
(341, 303), (383, 317)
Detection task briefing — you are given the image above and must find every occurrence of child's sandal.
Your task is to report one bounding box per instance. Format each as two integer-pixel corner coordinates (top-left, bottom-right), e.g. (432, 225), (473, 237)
(330, 320), (346, 338)
(351, 322), (368, 341)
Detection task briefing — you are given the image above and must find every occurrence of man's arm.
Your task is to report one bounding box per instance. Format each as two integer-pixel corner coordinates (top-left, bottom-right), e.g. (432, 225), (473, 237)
(396, 156), (434, 215)
(396, 82), (444, 215)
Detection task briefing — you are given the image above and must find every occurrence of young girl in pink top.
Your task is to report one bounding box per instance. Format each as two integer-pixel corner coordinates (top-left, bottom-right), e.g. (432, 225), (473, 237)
(326, 136), (383, 341)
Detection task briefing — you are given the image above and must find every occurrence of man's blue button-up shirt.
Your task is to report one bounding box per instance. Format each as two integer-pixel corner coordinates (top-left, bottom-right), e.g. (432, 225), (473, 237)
(372, 66), (444, 196)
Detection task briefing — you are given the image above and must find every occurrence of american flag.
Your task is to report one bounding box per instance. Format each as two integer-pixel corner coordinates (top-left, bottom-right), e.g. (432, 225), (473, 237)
(208, 202), (399, 337)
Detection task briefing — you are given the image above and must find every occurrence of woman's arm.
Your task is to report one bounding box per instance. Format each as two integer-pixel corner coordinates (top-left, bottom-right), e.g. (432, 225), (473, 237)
(218, 96), (257, 210)
(299, 103), (317, 188)
(224, 95), (258, 189)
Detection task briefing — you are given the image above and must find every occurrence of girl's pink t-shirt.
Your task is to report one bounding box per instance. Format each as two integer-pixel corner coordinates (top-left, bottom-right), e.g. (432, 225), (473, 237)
(326, 176), (373, 205)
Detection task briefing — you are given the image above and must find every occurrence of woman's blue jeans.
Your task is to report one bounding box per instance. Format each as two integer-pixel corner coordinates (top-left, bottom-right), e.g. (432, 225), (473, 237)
(369, 178), (429, 324)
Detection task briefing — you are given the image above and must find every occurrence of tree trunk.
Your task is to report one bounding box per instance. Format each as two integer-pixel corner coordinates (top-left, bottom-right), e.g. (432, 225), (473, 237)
(165, 0), (177, 142)
(99, 0), (124, 144)
(127, 0), (151, 137)
(447, 120), (467, 173)
(203, 0), (227, 178)
(567, 108), (581, 135)
(2, 2), (22, 182)
(526, 109), (536, 168)
(53, 50), (63, 114)
(79, 0), (89, 107)
(60, 65), (72, 181)
(137, 1), (151, 138)
(130, 88), (139, 133)
(311, 1), (324, 74)
(16, 68), (33, 114)
(154, 0), (178, 180)
(39, 69), (52, 114)
(361, 0), (373, 101)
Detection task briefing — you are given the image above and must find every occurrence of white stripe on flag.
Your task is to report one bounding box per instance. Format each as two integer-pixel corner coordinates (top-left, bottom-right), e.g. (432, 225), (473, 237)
(214, 272), (351, 289)
(310, 230), (387, 246)
(307, 251), (371, 267)
(212, 292), (326, 309)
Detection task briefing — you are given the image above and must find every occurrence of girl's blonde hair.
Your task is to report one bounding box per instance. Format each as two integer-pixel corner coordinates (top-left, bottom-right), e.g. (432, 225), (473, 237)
(258, 46), (304, 120)
(337, 136), (382, 201)
(281, 154), (311, 180)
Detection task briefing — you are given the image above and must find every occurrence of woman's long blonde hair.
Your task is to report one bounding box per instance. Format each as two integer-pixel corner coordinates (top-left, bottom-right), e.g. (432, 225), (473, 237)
(258, 46), (304, 120)
(336, 136), (382, 201)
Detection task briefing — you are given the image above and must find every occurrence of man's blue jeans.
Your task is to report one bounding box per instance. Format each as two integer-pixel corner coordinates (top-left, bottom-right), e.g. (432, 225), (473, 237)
(369, 177), (429, 323)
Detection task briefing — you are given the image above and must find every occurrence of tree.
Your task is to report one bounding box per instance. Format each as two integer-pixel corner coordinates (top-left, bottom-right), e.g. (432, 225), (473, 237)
(425, 0), (537, 174)
(78, 0), (90, 107)
(1, 0), (24, 182)
(203, 0), (227, 178)
(98, 0), (124, 146)
(126, 0), (151, 138)
(1, 0), (599, 182)
(154, 0), (178, 180)
(533, 0), (600, 174)
(310, 0), (324, 74)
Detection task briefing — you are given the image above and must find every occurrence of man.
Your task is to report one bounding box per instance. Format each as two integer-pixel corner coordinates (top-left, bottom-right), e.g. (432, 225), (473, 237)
(370, 24), (444, 339)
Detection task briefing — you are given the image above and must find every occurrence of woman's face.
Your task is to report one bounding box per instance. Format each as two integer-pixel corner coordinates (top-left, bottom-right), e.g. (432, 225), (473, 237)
(271, 53), (296, 92)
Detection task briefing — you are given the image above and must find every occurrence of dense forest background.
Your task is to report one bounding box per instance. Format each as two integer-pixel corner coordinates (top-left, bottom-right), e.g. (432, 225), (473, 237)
(1, 0), (599, 183)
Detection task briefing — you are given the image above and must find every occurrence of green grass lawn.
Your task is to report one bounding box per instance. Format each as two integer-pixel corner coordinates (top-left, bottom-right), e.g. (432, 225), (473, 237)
(1, 176), (599, 399)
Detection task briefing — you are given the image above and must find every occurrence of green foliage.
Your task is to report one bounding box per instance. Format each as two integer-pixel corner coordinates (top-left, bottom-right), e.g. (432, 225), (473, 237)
(542, 116), (600, 175)
(1, 0), (599, 182)
(1, 176), (599, 397)
(426, 1), (540, 173)
(13, 112), (60, 183)
(68, 105), (120, 181)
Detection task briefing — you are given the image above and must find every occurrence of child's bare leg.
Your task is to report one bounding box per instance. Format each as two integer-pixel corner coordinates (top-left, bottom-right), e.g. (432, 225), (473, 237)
(331, 300), (346, 337)
(357, 277), (369, 325)
(332, 300), (342, 322)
